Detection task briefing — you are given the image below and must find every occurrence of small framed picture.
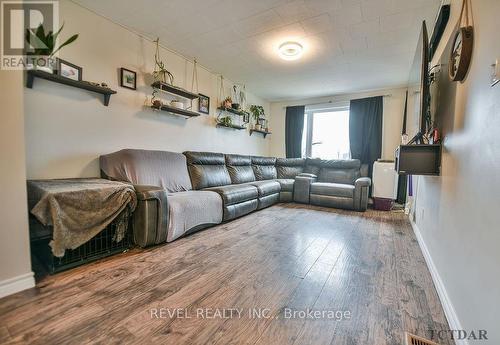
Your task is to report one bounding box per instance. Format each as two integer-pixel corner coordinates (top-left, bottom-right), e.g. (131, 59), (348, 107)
(198, 93), (210, 114)
(120, 68), (137, 90)
(56, 59), (82, 81)
(243, 112), (250, 123)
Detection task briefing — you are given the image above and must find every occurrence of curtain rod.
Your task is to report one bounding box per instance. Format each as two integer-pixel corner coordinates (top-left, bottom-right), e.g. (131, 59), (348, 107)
(282, 94), (392, 109)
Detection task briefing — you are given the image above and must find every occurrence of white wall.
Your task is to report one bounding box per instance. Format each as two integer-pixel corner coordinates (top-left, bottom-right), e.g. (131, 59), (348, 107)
(24, 0), (270, 179)
(268, 87), (407, 159)
(0, 70), (35, 297)
(411, 0), (500, 343)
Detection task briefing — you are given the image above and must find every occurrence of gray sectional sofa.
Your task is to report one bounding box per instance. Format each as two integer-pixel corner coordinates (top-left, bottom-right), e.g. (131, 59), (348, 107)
(99, 149), (371, 247)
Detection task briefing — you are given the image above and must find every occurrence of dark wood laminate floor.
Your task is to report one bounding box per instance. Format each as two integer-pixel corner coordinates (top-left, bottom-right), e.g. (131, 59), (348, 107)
(0, 204), (453, 345)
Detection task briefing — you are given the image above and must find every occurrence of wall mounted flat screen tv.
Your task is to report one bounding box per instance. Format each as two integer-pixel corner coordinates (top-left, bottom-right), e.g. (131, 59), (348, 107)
(407, 21), (430, 144)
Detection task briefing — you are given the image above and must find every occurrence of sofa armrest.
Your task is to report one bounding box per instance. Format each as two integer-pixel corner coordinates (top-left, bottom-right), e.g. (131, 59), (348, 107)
(132, 184), (168, 247)
(354, 177), (371, 211)
(354, 177), (371, 188)
(294, 174), (317, 204)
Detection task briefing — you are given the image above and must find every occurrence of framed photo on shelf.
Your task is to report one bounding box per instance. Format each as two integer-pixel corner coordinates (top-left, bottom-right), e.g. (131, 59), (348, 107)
(56, 59), (82, 81)
(198, 93), (210, 114)
(243, 112), (250, 123)
(120, 68), (137, 90)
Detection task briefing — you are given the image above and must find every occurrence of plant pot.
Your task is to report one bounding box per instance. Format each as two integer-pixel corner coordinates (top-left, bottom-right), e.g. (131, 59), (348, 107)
(152, 100), (163, 108)
(255, 124), (261, 130)
(30, 56), (55, 73)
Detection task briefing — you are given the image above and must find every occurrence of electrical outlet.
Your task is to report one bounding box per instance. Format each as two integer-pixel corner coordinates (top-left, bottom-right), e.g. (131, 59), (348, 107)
(492, 59), (500, 87)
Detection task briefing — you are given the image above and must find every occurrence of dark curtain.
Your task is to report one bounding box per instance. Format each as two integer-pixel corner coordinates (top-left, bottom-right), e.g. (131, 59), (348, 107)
(349, 96), (383, 178)
(285, 105), (305, 158)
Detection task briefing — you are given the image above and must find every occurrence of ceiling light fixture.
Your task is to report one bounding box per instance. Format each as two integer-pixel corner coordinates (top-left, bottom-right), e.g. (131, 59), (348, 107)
(278, 41), (303, 61)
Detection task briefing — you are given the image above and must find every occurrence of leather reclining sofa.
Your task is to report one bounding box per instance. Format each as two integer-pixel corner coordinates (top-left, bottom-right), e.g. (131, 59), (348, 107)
(99, 149), (371, 247)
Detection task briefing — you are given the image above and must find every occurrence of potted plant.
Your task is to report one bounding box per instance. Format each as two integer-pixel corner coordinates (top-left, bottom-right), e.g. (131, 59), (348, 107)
(152, 38), (174, 85)
(223, 97), (232, 109)
(219, 116), (233, 127)
(249, 105), (265, 130)
(25, 23), (78, 73)
(231, 84), (246, 110)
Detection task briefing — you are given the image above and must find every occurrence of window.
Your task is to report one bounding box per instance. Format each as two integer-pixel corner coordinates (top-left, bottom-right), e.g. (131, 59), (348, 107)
(302, 107), (350, 159)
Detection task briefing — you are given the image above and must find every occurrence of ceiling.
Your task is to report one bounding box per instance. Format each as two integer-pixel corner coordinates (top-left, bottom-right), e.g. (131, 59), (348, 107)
(74, 0), (441, 101)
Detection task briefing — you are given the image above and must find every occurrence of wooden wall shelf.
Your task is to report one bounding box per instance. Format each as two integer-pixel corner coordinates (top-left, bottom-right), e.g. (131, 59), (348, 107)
(151, 81), (199, 100)
(249, 129), (272, 138)
(151, 104), (200, 118)
(217, 107), (249, 117)
(216, 123), (246, 130)
(26, 70), (117, 106)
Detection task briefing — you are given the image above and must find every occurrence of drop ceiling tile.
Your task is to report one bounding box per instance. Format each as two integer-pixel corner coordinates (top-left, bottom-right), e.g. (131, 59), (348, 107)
(189, 27), (242, 48)
(366, 28), (415, 48)
(234, 9), (285, 38)
(339, 36), (367, 53)
(304, 0), (342, 16)
(252, 22), (307, 47)
(274, 0), (315, 23)
(222, 0), (287, 21)
(380, 11), (414, 33)
(300, 13), (333, 35)
(330, 4), (363, 28)
(340, 0), (362, 6)
(390, 0), (436, 13)
(360, 0), (393, 21)
(349, 19), (380, 40)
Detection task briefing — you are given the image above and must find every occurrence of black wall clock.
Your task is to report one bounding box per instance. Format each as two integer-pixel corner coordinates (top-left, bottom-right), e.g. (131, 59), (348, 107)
(449, 26), (473, 82)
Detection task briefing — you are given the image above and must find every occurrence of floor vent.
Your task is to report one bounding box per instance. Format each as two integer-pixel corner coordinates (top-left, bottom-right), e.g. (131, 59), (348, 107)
(405, 332), (439, 345)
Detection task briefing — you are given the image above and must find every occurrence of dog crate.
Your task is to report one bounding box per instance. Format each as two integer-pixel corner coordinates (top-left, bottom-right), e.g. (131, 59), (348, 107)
(30, 217), (131, 274)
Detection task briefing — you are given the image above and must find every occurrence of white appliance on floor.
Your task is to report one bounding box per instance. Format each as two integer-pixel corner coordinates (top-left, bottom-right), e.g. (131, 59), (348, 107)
(372, 160), (398, 210)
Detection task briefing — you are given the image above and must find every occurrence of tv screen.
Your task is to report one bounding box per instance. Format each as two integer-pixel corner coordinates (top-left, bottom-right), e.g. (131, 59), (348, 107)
(407, 21), (430, 143)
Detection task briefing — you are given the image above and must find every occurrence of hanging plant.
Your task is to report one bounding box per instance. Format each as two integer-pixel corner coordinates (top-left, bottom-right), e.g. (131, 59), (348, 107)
(152, 38), (174, 85)
(231, 84), (247, 110)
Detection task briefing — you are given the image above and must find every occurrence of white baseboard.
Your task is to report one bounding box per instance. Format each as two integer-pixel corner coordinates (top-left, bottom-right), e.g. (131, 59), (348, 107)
(0, 272), (35, 299)
(409, 218), (468, 345)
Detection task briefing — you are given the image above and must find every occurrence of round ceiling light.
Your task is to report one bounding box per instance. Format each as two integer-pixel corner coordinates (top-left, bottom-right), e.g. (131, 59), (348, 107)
(278, 41), (303, 61)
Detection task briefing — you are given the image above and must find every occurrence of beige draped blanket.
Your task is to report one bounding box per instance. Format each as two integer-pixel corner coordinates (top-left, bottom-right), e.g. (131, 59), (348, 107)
(28, 179), (137, 257)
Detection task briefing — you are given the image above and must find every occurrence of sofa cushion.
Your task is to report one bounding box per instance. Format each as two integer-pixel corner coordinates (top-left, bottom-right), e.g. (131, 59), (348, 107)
(317, 159), (361, 185)
(304, 158), (322, 176)
(276, 158), (305, 179)
(246, 180), (280, 197)
(310, 182), (354, 198)
(166, 191), (222, 242)
(184, 151), (232, 189)
(223, 199), (258, 221)
(99, 149), (192, 193)
(205, 184), (258, 206)
(251, 156), (277, 180)
(225, 154), (255, 184)
(275, 179), (294, 192)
